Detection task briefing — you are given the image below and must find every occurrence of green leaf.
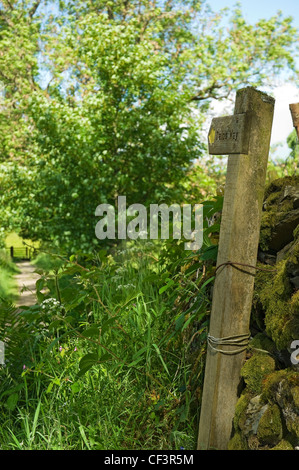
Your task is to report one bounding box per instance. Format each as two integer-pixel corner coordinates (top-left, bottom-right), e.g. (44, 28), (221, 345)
(6, 393), (19, 411)
(184, 262), (202, 276)
(159, 279), (175, 295)
(78, 353), (99, 376)
(71, 381), (81, 394)
(60, 287), (81, 303)
(127, 346), (148, 367)
(36, 291), (46, 303)
(152, 343), (169, 375)
(36, 278), (45, 292)
(100, 317), (117, 334)
(0, 384), (24, 400)
(48, 319), (64, 330)
(81, 326), (100, 338)
(201, 276), (215, 290)
(200, 245), (218, 261)
(175, 312), (186, 332)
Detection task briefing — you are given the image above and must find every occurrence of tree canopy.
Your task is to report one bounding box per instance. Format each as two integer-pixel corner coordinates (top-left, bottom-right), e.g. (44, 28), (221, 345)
(0, 0), (298, 251)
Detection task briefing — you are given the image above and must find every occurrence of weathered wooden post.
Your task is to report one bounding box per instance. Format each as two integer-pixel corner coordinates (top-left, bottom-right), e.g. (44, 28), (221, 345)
(197, 87), (275, 450)
(289, 102), (299, 139)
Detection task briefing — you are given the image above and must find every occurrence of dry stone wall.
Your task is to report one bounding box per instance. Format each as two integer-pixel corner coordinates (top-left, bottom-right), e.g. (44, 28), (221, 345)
(229, 175), (299, 450)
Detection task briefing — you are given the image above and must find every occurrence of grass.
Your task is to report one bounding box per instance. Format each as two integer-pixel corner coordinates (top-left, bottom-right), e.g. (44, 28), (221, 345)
(0, 365), (195, 450)
(0, 241), (205, 450)
(32, 252), (65, 273)
(0, 250), (20, 302)
(4, 232), (39, 251)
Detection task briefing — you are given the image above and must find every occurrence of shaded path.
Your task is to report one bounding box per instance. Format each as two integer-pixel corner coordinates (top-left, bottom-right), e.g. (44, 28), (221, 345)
(15, 261), (40, 307)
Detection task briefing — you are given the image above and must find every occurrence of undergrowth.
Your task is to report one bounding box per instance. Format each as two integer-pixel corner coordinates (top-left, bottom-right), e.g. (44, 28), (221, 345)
(0, 250), (20, 303)
(0, 198), (222, 450)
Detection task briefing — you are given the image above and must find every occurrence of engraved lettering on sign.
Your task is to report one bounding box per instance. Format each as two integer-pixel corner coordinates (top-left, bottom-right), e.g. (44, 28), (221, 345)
(208, 113), (250, 155)
(215, 130), (239, 142)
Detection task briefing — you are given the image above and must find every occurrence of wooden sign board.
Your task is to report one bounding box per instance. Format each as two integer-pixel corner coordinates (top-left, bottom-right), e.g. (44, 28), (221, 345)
(208, 113), (250, 155)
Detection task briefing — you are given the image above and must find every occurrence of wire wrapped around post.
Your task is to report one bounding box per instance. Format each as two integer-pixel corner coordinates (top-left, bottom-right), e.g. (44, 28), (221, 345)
(207, 332), (251, 355)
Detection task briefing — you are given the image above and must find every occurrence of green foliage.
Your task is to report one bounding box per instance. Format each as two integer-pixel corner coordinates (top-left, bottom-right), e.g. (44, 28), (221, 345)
(266, 130), (299, 183)
(0, 1), (298, 250)
(0, 246), (189, 448)
(1, 0), (299, 451)
(0, 194), (222, 450)
(0, 250), (20, 302)
(32, 251), (65, 272)
(287, 129), (299, 162)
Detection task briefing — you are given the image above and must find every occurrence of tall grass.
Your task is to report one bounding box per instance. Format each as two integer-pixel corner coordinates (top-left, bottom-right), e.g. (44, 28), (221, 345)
(0, 250), (20, 302)
(32, 252), (65, 273)
(0, 239), (212, 450)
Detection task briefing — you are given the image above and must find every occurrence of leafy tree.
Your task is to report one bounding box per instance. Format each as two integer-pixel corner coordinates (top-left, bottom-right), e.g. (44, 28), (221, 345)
(265, 128), (299, 183)
(0, 1), (42, 161)
(0, 0), (44, 243)
(0, 0), (298, 252)
(287, 128), (299, 162)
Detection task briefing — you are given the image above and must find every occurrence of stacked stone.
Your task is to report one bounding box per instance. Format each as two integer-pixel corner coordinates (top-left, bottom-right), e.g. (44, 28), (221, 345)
(229, 176), (299, 450)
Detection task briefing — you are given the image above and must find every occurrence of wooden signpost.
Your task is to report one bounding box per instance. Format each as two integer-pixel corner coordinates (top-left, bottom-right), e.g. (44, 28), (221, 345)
(289, 102), (299, 139)
(197, 87), (275, 450)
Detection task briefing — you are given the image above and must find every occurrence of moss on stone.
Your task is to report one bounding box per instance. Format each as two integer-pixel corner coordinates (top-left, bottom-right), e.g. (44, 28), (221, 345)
(290, 415), (299, 438)
(271, 439), (294, 450)
(228, 431), (248, 450)
(241, 353), (276, 395)
(249, 333), (277, 355)
(257, 404), (282, 446)
(279, 199), (296, 214)
(230, 176), (299, 449)
(264, 190), (281, 208)
(259, 175), (299, 251)
(286, 237), (299, 271)
(260, 369), (299, 439)
(254, 260), (298, 350)
(261, 369), (299, 402)
(259, 212), (278, 252)
(290, 290), (299, 318)
(264, 175), (299, 201)
(261, 370), (289, 403)
(233, 393), (251, 431)
(291, 386), (299, 410)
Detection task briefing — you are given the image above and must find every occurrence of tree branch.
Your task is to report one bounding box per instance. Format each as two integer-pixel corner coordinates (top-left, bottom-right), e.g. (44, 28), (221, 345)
(189, 82), (223, 102)
(107, 5), (114, 20)
(0, 9), (13, 27)
(29, 0), (41, 18)
(2, 0), (14, 11)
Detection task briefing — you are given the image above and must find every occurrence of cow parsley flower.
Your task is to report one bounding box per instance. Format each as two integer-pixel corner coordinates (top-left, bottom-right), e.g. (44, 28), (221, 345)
(41, 298), (64, 314)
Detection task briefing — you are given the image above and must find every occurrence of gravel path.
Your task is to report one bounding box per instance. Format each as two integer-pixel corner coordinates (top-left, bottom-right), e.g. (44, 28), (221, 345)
(15, 261), (40, 307)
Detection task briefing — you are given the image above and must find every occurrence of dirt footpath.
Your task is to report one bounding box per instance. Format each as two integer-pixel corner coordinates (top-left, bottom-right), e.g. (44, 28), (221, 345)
(15, 261), (40, 307)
